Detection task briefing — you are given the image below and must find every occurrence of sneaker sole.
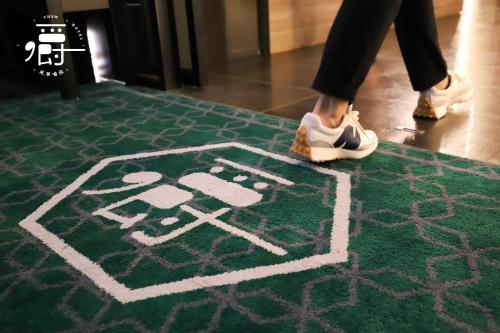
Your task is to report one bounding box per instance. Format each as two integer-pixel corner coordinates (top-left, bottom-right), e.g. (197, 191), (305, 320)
(413, 97), (443, 119)
(290, 127), (378, 162)
(413, 88), (474, 120)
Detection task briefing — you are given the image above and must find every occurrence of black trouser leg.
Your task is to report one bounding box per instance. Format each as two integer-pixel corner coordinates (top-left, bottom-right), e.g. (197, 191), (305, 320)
(312, 0), (402, 101)
(395, 0), (448, 91)
(312, 0), (448, 101)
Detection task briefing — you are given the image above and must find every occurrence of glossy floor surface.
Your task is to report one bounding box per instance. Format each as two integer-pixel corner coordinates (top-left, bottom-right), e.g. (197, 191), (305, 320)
(173, 0), (500, 164)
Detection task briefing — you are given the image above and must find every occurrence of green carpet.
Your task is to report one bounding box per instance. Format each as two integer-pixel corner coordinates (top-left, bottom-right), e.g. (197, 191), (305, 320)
(1, 82), (499, 333)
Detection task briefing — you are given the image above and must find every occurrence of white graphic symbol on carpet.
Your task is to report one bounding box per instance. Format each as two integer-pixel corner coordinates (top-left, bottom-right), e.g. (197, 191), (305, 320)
(83, 158), (293, 256)
(19, 142), (351, 302)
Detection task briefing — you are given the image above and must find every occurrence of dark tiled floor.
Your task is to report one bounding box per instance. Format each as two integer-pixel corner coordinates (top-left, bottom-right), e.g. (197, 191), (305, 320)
(174, 0), (500, 164)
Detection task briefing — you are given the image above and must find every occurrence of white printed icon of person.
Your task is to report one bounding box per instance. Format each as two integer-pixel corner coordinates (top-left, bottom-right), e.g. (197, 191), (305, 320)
(83, 159), (294, 256)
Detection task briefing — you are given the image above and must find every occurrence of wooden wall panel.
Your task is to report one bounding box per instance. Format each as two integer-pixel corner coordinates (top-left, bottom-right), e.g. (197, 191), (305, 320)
(434, 0), (464, 18)
(269, 0), (340, 54)
(62, 0), (109, 12)
(269, 0), (463, 54)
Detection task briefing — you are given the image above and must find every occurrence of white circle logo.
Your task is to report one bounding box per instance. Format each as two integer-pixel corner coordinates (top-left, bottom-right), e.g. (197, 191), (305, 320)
(22, 14), (86, 78)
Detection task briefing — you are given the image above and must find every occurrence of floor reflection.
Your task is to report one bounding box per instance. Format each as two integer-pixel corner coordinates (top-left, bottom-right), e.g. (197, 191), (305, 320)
(174, 0), (500, 164)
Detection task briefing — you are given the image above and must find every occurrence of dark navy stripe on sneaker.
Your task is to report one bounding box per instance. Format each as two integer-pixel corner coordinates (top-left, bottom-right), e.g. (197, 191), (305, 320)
(333, 126), (361, 150)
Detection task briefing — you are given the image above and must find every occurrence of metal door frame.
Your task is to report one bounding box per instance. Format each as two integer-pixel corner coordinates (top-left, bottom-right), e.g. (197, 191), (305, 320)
(164, 0), (207, 87)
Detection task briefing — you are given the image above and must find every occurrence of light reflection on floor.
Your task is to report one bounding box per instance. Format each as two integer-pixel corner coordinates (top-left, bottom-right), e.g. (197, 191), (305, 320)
(175, 0), (500, 164)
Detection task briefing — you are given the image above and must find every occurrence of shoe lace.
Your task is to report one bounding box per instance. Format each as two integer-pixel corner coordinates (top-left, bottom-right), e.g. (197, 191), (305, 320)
(347, 110), (367, 136)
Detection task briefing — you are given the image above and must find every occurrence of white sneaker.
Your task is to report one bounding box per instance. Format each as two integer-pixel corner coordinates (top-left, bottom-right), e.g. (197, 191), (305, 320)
(290, 106), (378, 162)
(413, 71), (473, 120)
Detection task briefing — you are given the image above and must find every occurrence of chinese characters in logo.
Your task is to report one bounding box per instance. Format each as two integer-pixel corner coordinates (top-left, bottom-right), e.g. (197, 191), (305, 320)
(24, 15), (86, 78)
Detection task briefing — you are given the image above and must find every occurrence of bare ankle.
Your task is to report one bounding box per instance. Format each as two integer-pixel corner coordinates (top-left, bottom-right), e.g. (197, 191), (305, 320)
(313, 94), (349, 128)
(434, 75), (450, 91)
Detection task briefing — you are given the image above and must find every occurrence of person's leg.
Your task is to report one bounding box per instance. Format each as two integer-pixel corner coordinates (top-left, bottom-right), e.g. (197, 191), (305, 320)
(395, 0), (448, 91)
(312, 95), (349, 128)
(292, 0), (405, 162)
(395, 0), (473, 119)
(311, 0), (402, 128)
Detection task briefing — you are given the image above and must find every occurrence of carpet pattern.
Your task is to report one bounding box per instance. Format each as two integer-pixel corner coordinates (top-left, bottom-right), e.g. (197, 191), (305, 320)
(1, 83), (499, 332)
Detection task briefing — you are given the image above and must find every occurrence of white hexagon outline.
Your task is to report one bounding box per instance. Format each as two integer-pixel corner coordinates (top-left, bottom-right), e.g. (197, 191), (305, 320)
(19, 142), (351, 303)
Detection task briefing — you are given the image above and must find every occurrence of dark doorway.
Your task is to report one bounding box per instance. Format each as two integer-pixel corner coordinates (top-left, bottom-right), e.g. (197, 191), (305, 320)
(109, 0), (164, 89)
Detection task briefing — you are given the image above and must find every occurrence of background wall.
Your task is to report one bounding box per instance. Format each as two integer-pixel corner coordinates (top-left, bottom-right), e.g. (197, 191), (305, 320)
(268, 0), (465, 54)
(202, 0), (259, 65)
(61, 0), (109, 12)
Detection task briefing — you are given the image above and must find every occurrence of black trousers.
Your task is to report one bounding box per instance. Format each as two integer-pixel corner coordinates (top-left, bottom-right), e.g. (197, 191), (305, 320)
(312, 0), (448, 101)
